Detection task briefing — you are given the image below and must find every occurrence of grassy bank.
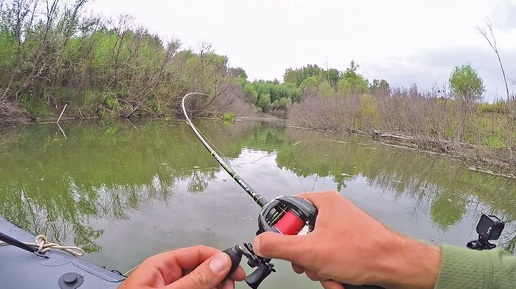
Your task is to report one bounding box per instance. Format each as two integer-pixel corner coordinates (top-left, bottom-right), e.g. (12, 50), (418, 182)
(287, 88), (516, 172)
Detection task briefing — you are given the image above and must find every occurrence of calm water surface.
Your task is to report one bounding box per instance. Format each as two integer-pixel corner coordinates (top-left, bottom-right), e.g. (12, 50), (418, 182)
(0, 119), (515, 289)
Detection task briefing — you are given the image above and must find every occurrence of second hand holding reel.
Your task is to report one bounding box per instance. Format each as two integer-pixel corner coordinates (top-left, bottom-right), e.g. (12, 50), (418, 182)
(224, 196), (383, 289)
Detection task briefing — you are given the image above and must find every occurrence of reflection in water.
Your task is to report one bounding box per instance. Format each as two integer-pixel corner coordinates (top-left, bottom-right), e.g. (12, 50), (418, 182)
(0, 120), (515, 276)
(278, 128), (516, 251)
(0, 120), (228, 252)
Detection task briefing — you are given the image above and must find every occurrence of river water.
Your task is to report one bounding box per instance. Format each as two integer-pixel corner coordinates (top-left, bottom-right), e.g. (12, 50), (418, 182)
(0, 119), (514, 289)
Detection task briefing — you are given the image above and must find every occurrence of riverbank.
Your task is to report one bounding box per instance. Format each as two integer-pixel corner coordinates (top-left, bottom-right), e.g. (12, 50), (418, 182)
(371, 130), (516, 178)
(287, 93), (516, 175)
(283, 122), (516, 179)
(2, 113), (515, 178)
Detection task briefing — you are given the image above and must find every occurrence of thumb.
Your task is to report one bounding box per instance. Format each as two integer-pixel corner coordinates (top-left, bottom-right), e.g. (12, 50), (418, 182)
(167, 252), (231, 289)
(253, 232), (307, 263)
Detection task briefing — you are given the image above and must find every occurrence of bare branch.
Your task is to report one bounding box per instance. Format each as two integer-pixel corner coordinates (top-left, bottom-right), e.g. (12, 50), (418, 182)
(476, 21), (510, 102)
(477, 20), (515, 165)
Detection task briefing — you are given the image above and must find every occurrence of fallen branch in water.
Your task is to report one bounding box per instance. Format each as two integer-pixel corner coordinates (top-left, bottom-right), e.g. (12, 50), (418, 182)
(468, 166), (516, 180)
(56, 104), (67, 124)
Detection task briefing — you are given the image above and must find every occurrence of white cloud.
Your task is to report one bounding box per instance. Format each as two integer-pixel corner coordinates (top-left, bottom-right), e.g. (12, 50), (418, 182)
(88, 0), (516, 101)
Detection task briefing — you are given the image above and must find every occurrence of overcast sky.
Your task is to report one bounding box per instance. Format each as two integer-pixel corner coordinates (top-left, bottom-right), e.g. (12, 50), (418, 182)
(88, 0), (516, 102)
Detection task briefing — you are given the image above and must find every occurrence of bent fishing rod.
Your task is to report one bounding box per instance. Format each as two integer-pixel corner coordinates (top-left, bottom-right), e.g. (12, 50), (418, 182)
(182, 93), (316, 234)
(182, 93), (382, 289)
(182, 93), (267, 207)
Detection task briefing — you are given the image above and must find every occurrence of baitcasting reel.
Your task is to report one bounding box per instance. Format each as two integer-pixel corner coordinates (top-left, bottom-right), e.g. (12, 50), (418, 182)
(224, 196), (382, 289)
(223, 196), (316, 288)
(257, 196), (318, 235)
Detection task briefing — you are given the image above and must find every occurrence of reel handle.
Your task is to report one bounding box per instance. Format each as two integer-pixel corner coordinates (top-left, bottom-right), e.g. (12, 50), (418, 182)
(223, 244), (275, 289)
(245, 265), (272, 289)
(223, 246), (242, 276)
(260, 196), (385, 289)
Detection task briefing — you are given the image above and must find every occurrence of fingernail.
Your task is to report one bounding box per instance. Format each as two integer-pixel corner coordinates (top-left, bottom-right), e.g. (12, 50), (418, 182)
(209, 252), (229, 273)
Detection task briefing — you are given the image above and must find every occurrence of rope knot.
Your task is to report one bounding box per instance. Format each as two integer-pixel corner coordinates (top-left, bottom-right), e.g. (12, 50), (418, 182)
(0, 234), (85, 257)
(34, 235), (85, 257)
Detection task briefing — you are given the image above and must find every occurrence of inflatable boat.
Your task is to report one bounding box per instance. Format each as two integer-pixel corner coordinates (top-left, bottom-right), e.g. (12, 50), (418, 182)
(0, 217), (125, 289)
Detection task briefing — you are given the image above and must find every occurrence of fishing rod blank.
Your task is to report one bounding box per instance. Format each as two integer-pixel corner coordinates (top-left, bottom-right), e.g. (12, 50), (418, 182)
(182, 93), (267, 207)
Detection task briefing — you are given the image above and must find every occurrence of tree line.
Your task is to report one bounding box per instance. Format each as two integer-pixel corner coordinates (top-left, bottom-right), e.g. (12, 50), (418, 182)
(287, 61), (516, 168)
(0, 0), (514, 168)
(0, 0), (390, 120)
(0, 0), (256, 121)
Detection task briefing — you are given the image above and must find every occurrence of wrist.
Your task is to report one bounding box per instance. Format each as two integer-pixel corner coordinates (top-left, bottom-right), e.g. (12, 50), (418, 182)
(373, 233), (441, 289)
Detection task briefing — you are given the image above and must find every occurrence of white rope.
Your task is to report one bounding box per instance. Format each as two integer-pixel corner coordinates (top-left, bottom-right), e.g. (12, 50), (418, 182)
(0, 234), (85, 257)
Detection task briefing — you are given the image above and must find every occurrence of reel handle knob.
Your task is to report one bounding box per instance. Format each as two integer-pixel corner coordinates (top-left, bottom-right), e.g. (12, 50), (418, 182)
(223, 246), (242, 277)
(223, 244), (275, 289)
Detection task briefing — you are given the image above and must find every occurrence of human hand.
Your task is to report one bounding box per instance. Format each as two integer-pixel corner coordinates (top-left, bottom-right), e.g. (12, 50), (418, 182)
(252, 190), (441, 289)
(118, 245), (246, 289)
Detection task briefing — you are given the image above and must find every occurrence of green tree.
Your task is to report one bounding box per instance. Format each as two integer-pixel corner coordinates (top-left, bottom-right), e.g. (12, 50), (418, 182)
(369, 79), (390, 96)
(449, 64), (485, 106)
(337, 60), (369, 95)
(283, 64), (323, 87)
(256, 93), (271, 112)
(242, 80), (300, 112)
(283, 64), (343, 90)
(229, 67), (247, 79)
(449, 63), (485, 141)
(242, 83), (258, 103)
(325, 68), (341, 89)
(299, 75), (334, 97)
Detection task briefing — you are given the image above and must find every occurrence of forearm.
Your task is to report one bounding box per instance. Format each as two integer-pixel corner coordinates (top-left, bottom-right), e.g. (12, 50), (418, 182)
(371, 237), (516, 289)
(370, 234), (440, 289)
